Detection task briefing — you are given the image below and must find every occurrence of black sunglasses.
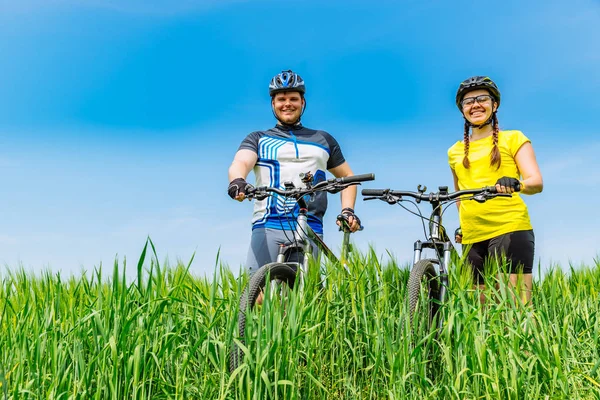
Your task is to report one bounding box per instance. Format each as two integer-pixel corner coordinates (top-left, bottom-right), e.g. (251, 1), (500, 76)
(461, 94), (493, 108)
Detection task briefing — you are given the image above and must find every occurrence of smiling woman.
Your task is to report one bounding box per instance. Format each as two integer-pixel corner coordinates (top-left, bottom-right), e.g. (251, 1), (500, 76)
(448, 75), (544, 304)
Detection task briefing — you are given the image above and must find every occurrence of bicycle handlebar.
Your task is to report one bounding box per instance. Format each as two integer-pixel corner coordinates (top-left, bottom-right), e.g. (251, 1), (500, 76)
(361, 186), (502, 202)
(248, 173), (375, 199)
(337, 173), (376, 184)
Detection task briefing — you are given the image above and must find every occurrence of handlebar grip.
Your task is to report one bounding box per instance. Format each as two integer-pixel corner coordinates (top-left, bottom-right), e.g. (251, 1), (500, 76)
(361, 188), (387, 196)
(338, 173), (375, 184)
(246, 186), (268, 199)
(336, 214), (364, 232)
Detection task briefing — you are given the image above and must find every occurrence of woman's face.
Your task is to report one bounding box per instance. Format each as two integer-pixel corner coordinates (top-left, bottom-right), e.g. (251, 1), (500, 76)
(460, 89), (497, 126)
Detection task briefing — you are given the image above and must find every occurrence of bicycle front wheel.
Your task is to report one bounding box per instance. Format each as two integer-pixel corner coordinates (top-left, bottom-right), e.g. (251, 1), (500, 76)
(407, 259), (441, 332)
(229, 262), (297, 373)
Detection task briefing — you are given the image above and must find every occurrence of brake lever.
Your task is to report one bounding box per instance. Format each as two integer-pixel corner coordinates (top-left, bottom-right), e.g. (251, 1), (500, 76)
(472, 194), (486, 203)
(247, 189), (269, 201)
(327, 182), (359, 194)
(384, 194), (400, 205)
(363, 195), (399, 204)
(253, 193), (269, 201)
(473, 192), (512, 203)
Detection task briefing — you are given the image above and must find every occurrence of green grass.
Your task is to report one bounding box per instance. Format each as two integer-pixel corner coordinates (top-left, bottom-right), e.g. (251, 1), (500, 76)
(1, 240), (599, 399)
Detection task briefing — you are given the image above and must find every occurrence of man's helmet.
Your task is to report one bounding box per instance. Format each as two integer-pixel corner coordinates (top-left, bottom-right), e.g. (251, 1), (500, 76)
(455, 76), (501, 111)
(269, 70), (305, 97)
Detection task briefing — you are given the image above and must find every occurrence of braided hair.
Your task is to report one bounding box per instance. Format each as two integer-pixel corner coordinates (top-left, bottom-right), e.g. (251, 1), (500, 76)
(462, 111), (502, 170)
(490, 113), (501, 169)
(462, 119), (470, 169)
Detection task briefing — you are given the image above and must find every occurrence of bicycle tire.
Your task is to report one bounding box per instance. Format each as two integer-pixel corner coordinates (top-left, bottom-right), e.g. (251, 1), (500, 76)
(229, 262), (297, 373)
(407, 259), (441, 330)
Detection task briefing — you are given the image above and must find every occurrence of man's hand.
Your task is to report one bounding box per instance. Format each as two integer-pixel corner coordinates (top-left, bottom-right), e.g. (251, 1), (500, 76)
(337, 207), (361, 233)
(228, 178), (253, 202)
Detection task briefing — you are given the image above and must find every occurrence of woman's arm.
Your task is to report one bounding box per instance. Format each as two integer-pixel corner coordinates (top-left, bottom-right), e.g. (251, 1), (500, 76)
(514, 142), (543, 195)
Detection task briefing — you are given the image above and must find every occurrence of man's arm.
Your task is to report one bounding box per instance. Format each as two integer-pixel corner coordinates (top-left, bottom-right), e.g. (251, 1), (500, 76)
(329, 161), (360, 232)
(229, 149), (257, 181)
(228, 149), (258, 201)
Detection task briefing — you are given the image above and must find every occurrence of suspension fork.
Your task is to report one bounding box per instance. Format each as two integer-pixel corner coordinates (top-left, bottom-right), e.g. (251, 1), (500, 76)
(413, 240), (423, 265)
(437, 242), (452, 305)
(296, 207), (311, 274)
(413, 240), (452, 304)
(274, 206), (310, 267)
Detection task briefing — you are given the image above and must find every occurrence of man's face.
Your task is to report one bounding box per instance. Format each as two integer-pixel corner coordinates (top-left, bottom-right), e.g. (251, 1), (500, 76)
(272, 91), (304, 124)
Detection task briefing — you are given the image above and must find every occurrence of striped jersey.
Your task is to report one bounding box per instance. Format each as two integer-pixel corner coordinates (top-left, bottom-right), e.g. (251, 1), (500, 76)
(238, 124), (346, 234)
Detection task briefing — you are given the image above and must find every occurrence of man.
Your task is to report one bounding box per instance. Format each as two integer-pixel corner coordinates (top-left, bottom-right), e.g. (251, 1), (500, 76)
(228, 69), (361, 273)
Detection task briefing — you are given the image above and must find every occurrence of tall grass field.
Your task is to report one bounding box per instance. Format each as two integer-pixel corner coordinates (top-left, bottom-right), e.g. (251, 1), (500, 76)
(1, 241), (599, 399)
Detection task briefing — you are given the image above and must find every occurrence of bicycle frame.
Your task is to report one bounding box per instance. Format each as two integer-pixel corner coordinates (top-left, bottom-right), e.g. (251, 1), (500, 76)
(362, 184), (505, 331)
(411, 196), (453, 324)
(274, 194), (350, 276)
(230, 172), (373, 374)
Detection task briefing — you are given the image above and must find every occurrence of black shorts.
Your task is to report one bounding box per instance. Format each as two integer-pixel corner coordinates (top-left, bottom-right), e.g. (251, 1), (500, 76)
(463, 230), (535, 284)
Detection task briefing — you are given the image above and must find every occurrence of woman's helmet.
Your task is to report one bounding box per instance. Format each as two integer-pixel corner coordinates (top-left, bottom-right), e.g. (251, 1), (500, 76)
(269, 70), (305, 97)
(455, 76), (501, 111)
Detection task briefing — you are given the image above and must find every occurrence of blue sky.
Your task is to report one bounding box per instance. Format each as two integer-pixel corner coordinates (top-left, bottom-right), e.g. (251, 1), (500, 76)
(1, 0), (599, 278)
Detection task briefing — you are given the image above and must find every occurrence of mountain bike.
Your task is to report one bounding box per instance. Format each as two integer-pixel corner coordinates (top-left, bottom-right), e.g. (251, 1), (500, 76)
(230, 172), (375, 373)
(361, 184), (510, 333)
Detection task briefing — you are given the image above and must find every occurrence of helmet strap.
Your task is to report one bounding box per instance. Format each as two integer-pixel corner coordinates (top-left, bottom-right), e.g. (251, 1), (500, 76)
(464, 111), (496, 129)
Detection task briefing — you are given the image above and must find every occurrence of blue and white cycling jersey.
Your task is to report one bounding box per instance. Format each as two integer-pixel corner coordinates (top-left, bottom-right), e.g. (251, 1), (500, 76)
(238, 124), (346, 235)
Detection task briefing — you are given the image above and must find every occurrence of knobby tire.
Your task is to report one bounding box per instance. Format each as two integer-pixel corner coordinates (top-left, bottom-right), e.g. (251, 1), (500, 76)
(407, 259), (441, 333)
(229, 263), (297, 373)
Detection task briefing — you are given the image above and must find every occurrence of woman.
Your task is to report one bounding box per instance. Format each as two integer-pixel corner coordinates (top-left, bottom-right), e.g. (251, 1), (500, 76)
(448, 76), (543, 303)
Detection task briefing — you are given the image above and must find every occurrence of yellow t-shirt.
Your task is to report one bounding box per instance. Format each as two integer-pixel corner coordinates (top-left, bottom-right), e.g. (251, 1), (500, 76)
(447, 130), (532, 244)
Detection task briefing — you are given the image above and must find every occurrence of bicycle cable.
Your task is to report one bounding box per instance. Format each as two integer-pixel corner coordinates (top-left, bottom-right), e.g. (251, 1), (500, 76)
(394, 199), (431, 240)
(394, 196), (469, 266)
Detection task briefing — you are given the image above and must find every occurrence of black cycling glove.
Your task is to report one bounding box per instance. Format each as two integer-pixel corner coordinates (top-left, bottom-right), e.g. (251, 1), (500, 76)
(228, 178), (253, 199)
(340, 207), (361, 228)
(495, 176), (521, 192)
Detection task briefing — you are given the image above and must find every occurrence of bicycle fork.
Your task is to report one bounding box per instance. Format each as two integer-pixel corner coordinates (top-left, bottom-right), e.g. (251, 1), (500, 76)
(413, 239), (452, 328)
(274, 207), (313, 290)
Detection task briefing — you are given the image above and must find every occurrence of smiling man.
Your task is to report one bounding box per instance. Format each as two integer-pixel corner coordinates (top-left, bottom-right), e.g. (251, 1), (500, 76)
(227, 70), (361, 273)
